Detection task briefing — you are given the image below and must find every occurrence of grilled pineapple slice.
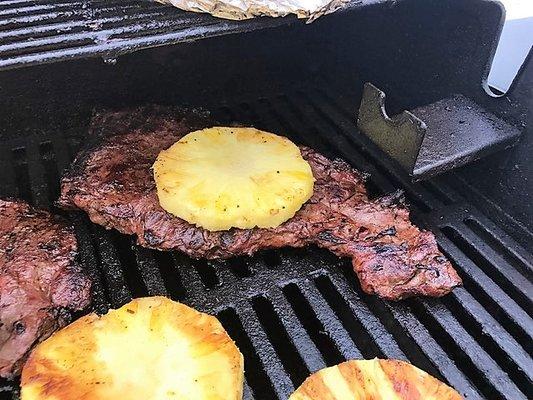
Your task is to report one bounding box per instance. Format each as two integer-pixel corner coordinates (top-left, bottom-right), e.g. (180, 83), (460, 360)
(290, 359), (462, 400)
(153, 127), (314, 231)
(21, 297), (244, 400)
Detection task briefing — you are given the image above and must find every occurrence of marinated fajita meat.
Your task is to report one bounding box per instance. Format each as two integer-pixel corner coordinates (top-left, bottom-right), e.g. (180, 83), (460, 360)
(0, 199), (91, 378)
(58, 106), (461, 300)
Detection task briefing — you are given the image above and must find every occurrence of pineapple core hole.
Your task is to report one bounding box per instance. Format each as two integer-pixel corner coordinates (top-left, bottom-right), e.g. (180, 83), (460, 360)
(153, 127), (315, 231)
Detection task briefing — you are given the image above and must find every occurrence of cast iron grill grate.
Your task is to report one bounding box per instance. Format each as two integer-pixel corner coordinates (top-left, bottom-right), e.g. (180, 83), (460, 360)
(0, 88), (531, 399)
(0, 0), (352, 71)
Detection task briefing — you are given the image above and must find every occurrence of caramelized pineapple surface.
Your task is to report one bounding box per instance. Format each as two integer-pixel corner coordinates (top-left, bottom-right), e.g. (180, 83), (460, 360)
(290, 359), (462, 400)
(21, 296), (244, 400)
(153, 127), (314, 231)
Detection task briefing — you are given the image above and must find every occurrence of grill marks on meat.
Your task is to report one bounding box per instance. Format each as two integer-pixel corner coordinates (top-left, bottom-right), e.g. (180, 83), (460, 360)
(0, 199), (91, 378)
(58, 105), (461, 300)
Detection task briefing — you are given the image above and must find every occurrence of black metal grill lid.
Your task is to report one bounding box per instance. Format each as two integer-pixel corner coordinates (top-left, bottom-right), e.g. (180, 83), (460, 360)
(0, 0), (368, 71)
(0, 88), (531, 400)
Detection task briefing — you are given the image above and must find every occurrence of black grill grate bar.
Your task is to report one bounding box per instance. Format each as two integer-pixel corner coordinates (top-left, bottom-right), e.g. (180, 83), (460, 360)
(0, 0), (44, 7)
(437, 235), (533, 342)
(38, 141), (60, 202)
(442, 172), (533, 251)
(275, 95), (337, 157)
(0, 21), (222, 60)
(11, 146), (32, 202)
(169, 253), (205, 300)
(281, 283), (344, 367)
(168, 252), (324, 311)
(217, 308), (269, 400)
(413, 299), (528, 399)
(0, 20), (287, 70)
(242, 381), (253, 400)
(321, 273), (406, 360)
(226, 257), (255, 278)
(234, 102), (265, 127)
(88, 227), (133, 308)
(50, 134), (75, 182)
(383, 301), (483, 399)
(446, 289), (533, 390)
(442, 224), (533, 312)
(0, 6), (296, 70)
(257, 98), (299, 133)
(238, 99), (328, 164)
(110, 234), (149, 297)
(261, 96), (337, 161)
(464, 216), (533, 278)
(132, 246), (169, 297)
(211, 260), (240, 287)
(0, 146), (17, 198)
(25, 140), (53, 207)
(0, 7), (188, 42)
(0, 2), (167, 27)
(420, 179), (461, 205)
(150, 251), (187, 301)
(358, 295), (445, 379)
(251, 99), (291, 141)
(265, 288), (327, 372)
(333, 261), (516, 395)
(0, 15), (128, 41)
(0, 0), (167, 13)
(289, 90), (397, 195)
(251, 295), (310, 386)
(0, 12), (219, 52)
(0, 2), (91, 17)
(186, 259), (219, 289)
(13, 142), (48, 207)
(235, 302), (295, 398)
(0, 10), (79, 29)
(295, 278), (364, 360)
(69, 213), (109, 314)
(0, 0), (144, 10)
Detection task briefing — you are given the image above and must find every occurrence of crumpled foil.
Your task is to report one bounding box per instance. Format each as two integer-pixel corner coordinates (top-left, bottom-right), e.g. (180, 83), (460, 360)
(156, 0), (349, 22)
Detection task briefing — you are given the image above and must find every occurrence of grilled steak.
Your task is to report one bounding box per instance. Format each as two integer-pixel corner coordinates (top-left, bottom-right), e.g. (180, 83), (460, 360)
(58, 105), (461, 300)
(0, 199), (91, 378)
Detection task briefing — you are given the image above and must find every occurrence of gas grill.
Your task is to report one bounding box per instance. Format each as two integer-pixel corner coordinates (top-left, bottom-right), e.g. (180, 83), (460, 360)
(0, 0), (531, 399)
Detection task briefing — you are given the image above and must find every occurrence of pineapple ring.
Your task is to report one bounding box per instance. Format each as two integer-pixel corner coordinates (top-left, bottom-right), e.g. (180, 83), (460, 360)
(21, 297), (244, 400)
(290, 359), (462, 400)
(153, 127), (315, 231)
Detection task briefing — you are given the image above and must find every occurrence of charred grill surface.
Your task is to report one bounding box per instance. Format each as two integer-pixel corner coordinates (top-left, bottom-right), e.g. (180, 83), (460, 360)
(0, 199), (91, 379)
(0, 90), (530, 399)
(57, 106), (461, 300)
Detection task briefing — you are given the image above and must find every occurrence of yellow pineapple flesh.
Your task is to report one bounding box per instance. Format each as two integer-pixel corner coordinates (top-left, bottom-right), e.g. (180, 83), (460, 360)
(153, 127), (314, 231)
(21, 296), (244, 400)
(290, 359), (462, 400)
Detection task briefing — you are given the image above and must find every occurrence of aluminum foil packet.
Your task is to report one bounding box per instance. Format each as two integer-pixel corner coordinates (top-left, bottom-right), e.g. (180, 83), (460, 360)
(156, 0), (350, 22)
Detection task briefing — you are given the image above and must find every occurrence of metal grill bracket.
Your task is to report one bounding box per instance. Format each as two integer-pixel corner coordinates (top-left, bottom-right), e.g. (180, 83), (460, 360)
(357, 82), (522, 180)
